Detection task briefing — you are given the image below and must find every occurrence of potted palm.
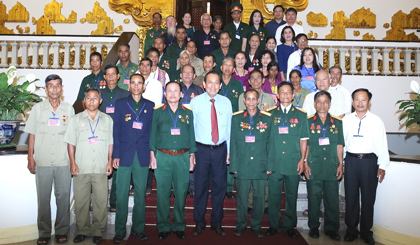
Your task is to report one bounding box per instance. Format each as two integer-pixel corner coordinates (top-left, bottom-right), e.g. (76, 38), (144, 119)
(0, 66), (42, 147)
(396, 80), (420, 128)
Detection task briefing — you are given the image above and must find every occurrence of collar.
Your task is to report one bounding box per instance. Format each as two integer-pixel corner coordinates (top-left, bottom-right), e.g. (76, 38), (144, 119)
(81, 109), (100, 122)
(280, 104), (292, 113)
(42, 99), (63, 111)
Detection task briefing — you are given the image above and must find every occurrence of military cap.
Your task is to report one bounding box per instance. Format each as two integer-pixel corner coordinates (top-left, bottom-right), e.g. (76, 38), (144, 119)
(230, 3), (243, 12)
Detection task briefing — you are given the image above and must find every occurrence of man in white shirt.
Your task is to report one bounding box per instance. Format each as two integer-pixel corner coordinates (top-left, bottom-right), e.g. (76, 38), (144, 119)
(302, 70), (347, 118)
(342, 88), (389, 245)
(275, 8), (304, 45)
(286, 34), (319, 80)
(329, 66), (352, 114)
(137, 58), (163, 107)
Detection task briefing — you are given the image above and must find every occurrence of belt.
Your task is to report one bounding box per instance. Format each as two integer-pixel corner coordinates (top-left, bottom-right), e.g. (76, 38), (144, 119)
(196, 141), (226, 149)
(157, 148), (189, 155)
(347, 152), (377, 159)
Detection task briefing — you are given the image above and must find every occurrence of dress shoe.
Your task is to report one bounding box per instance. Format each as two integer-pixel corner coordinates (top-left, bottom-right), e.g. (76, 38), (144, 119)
(265, 227), (277, 236)
(73, 235), (87, 243)
(251, 229), (264, 238)
(226, 192), (236, 199)
(361, 235), (375, 244)
(233, 227), (246, 236)
(131, 231), (148, 241)
(188, 190), (195, 197)
(325, 230), (341, 241)
(112, 233), (126, 244)
(93, 236), (102, 244)
(157, 231), (170, 240)
(287, 228), (298, 238)
(174, 231), (186, 239)
(309, 228), (319, 238)
(192, 226), (205, 236)
(211, 226), (227, 236)
(344, 233), (357, 242)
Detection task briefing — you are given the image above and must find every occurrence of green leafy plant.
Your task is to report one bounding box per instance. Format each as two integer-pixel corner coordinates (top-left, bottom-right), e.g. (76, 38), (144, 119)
(0, 66), (42, 120)
(396, 80), (420, 127)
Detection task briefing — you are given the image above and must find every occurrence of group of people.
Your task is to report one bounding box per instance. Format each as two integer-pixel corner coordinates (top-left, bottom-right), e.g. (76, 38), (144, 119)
(26, 3), (389, 245)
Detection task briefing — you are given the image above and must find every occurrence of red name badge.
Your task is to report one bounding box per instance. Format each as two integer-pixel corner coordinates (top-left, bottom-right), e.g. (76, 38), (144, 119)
(48, 118), (60, 126)
(106, 106), (115, 113)
(248, 66), (255, 72)
(133, 121), (143, 130)
(278, 126), (289, 134)
(319, 137), (330, 145)
(88, 136), (99, 145)
(204, 40), (210, 45)
(171, 127), (181, 135)
(124, 79), (130, 84)
(306, 76), (314, 80)
(245, 135), (255, 143)
(187, 37), (191, 41)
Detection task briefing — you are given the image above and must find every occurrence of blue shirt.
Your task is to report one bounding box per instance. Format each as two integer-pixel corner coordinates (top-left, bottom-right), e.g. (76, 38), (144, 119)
(190, 93), (232, 152)
(292, 65), (317, 92)
(276, 43), (298, 73)
(265, 19), (286, 37)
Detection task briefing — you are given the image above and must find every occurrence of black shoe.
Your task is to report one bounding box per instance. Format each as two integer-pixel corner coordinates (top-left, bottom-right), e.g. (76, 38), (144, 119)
(188, 190), (195, 197)
(344, 233), (357, 242)
(109, 204), (116, 212)
(226, 192), (236, 199)
(192, 226), (205, 236)
(325, 231), (341, 241)
(247, 207), (253, 213)
(265, 227), (277, 236)
(73, 235), (87, 243)
(93, 236), (102, 244)
(157, 232), (170, 241)
(174, 231), (186, 240)
(251, 229), (264, 238)
(113, 233), (126, 244)
(287, 228), (298, 238)
(131, 231), (148, 241)
(361, 235), (375, 245)
(211, 226), (227, 236)
(309, 228), (319, 238)
(233, 227), (246, 236)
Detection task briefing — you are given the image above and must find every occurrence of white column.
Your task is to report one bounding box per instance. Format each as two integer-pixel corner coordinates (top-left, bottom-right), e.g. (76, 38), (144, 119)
(106, 44), (113, 57)
(41, 43), (50, 69)
(62, 43), (71, 69)
(371, 48), (380, 75)
(95, 44), (103, 54)
(84, 44), (92, 68)
(10, 43), (18, 67)
(392, 48), (402, 75)
(403, 49), (413, 75)
(0, 43), (8, 66)
(30, 43), (39, 69)
(317, 47), (325, 68)
(51, 43), (60, 69)
(339, 48), (347, 73)
(382, 49), (391, 75)
(328, 47), (336, 69)
(349, 48), (358, 74)
(415, 50), (420, 75)
(20, 43), (29, 68)
(360, 48), (369, 75)
(73, 43), (81, 69)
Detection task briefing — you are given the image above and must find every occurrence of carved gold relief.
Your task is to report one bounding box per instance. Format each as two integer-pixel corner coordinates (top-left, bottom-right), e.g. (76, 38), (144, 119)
(114, 25), (123, 33)
(86, 2), (114, 35)
(36, 16), (56, 35)
(362, 33), (375, 40)
(0, 1), (8, 24)
(326, 11), (347, 40)
(383, 26), (419, 41)
(383, 23), (390, 28)
(307, 12), (327, 27)
(124, 18), (130, 24)
(354, 30), (360, 36)
(391, 8), (420, 29)
(44, 0), (77, 23)
(7, 2), (29, 22)
(346, 7), (375, 28)
(307, 30), (318, 39)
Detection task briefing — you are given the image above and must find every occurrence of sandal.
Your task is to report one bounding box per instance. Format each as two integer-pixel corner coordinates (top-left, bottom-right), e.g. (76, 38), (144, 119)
(37, 237), (50, 245)
(110, 205), (117, 212)
(55, 234), (67, 244)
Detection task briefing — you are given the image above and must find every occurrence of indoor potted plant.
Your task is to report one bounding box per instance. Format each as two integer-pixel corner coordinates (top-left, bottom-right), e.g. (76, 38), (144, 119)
(396, 80), (420, 128)
(0, 66), (42, 147)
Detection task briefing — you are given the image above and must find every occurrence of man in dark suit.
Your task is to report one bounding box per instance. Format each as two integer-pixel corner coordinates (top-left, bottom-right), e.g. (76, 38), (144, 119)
(112, 74), (155, 243)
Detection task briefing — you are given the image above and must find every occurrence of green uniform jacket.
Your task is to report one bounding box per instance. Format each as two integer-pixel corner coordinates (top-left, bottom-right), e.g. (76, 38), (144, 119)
(244, 26), (271, 51)
(149, 103), (197, 154)
(144, 27), (167, 53)
(218, 78), (244, 112)
(238, 91), (276, 112)
(210, 48), (234, 73)
(267, 105), (310, 175)
(307, 113), (344, 181)
(224, 22), (250, 53)
(99, 86), (130, 120)
(77, 71), (104, 100)
(117, 61), (138, 91)
(159, 41), (187, 78)
(230, 109), (271, 180)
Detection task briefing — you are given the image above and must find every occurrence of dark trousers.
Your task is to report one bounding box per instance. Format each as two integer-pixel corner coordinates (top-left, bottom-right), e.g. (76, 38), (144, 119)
(344, 154), (379, 237)
(193, 142), (227, 227)
(146, 169), (154, 189)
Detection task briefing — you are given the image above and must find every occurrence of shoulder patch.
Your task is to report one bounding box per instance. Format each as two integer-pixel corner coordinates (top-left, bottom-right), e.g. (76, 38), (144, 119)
(308, 114), (315, 119)
(295, 107), (306, 113)
(331, 115), (342, 120)
(154, 104), (164, 110)
(260, 111), (271, 117)
(183, 105), (193, 111)
(233, 110), (245, 116)
(267, 106), (277, 112)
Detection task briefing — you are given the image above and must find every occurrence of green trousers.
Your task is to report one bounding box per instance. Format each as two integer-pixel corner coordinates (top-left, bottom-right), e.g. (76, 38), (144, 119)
(248, 181), (268, 208)
(236, 179), (265, 230)
(115, 153), (148, 235)
(268, 173), (300, 231)
(307, 179), (340, 231)
(73, 173), (108, 237)
(109, 169), (117, 207)
(154, 151), (189, 232)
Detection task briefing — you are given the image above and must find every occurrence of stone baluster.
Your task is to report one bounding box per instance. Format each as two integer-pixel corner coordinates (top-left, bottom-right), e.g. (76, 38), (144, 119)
(339, 48), (347, 73)
(30, 43), (39, 69)
(382, 49), (391, 75)
(317, 47), (325, 68)
(415, 50), (420, 75)
(392, 48), (402, 75)
(41, 43), (50, 68)
(370, 48), (380, 75)
(0, 43), (8, 66)
(360, 48), (369, 75)
(62, 43), (71, 69)
(51, 43), (60, 69)
(20, 43), (29, 68)
(106, 44), (113, 57)
(73, 43), (81, 69)
(403, 49), (413, 75)
(10, 43), (18, 67)
(328, 47), (336, 68)
(84, 44), (92, 68)
(349, 48), (358, 74)
(95, 44), (103, 53)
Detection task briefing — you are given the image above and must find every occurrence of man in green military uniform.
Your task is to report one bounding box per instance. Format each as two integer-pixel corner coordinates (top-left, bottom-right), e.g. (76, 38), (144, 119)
(117, 43), (138, 91)
(224, 3), (250, 54)
(305, 91), (344, 241)
(238, 70), (276, 112)
(144, 13), (167, 53)
(266, 81), (309, 238)
(160, 26), (188, 78)
(77, 52), (105, 101)
(149, 82), (197, 241)
(210, 31), (233, 73)
(231, 89), (271, 238)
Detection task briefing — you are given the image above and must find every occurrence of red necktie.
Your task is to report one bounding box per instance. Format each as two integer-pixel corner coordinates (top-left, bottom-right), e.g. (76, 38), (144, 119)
(210, 99), (219, 144)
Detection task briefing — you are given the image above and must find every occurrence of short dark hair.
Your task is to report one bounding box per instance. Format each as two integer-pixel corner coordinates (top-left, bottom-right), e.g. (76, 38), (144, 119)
(280, 26), (296, 43)
(204, 54), (216, 64)
(104, 64), (119, 75)
(285, 7), (297, 15)
(352, 88), (372, 100)
(267, 61), (279, 72)
(140, 57), (153, 67)
(244, 88), (260, 99)
(249, 69), (263, 79)
(146, 47), (160, 57)
(249, 33), (261, 43)
(273, 5), (285, 12)
(213, 15), (222, 22)
(84, 88), (101, 98)
(219, 31), (231, 39)
(153, 12), (162, 19)
(289, 69), (302, 79)
(204, 71), (220, 84)
(165, 81), (182, 91)
(182, 64), (196, 74)
(277, 81), (294, 93)
(176, 25), (187, 32)
(45, 74), (62, 86)
(249, 9), (265, 27)
(186, 40), (197, 47)
(329, 65), (342, 74)
(118, 42), (130, 49)
(295, 33), (308, 42)
(130, 73), (145, 83)
(265, 36), (276, 45)
(90, 51), (102, 62)
(314, 91), (331, 102)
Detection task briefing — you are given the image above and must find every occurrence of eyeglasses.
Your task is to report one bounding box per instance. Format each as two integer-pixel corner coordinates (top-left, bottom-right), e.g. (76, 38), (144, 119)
(297, 39), (308, 43)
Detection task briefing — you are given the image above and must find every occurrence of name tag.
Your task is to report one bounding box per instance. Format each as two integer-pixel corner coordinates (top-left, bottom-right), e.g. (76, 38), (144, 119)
(187, 37), (191, 41)
(319, 137), (330, 145)
(106, 106), (115, 113)
(245, 135), (255, 143)
(124, 79), (130, 85)
(48, 117), (60, 126)
(248, 66), (254, 72)
(88, 136), (99, 145)
(204, 40), (210, 45)
(235, 34), (240, 39)
(306, 76), (314, 80)
(353, 134), (364, 144)
(171, 127), (181, 135)
(243, 85), (246, 91)
(278, 126), (289, 134)
(133, 121), (143, 130)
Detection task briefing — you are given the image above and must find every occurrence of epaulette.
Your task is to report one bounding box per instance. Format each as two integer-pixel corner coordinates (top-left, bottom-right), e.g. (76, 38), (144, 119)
(233, 110), (245, 116)
(267, 106), (277, 112)
(295, 107), (306, 113)
(154, 104), (164, 110)
(183, 104), (193, 111)
(331, 115), (342, 120)
(260, 111), (271, 117)
(308, 114), (315, 119)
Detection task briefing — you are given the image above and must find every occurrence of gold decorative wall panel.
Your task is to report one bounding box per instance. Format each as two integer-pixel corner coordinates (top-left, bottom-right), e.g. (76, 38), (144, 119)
(86, 2), (114, 35)
(7, 2), (29, 22)
(307, 12), (327, 27)
(326, 11), (347, 39)
(362, 33), (375, 40)
(346, 7), (375, 28)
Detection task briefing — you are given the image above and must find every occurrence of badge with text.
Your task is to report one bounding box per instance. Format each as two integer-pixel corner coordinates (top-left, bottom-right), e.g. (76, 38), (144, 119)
(48, 117), (60, 126)
(124, 78), (130, 85)
(243, 85), (246, 91)
(278, 126), (289, 134)
(187, 37), (191, 41)
(204, 40), (210, 45)
(235, 34), (241, 39)
(106, 106), (115, 113)
(171, 127), (181, 135)
(245, 135), (255, 143)
(319, 137), (330, 145)
(353, 134), (364, 144)
(248, 66), (255, 72)
(306, 76), (314, 80)
(133, 121), (143, 130)
(88, 136), (99, 145)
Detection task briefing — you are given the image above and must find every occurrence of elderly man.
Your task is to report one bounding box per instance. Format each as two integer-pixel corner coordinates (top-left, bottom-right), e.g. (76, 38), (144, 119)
(161, 15), (177, 47)
(238, 69), (276, 111)
(77, 52), (104, 101)
(286, 34), (319, 80)
(190, 71), (232, 237)
(231, 89), (271, 238)
(178, 41), (204, 77)
(117, 43), (138, 91)
(138, 57), (163, 107)
(193, 54), (216, 86)
(342, 88), (389, 245)
(329, 66), (352, 114)
(194, 13), (220, 60)
(154, 37), (166, 62)
(144, 13), (166, 52)
(275, 7), (304, 45)
(149, 82), (197, 240)
(266, 5), (286, 37)
(25, 74), (74, 245)
(224, 3), (250, 54)
(64, 88), (113, 244)
(302, 70), (347, 118)
(171, 50), (191, 82)
(305, 91), (344, 241)
(112, 74), (155, 243)
(211, 31), (233, 73)
(266, 81), (309, 238)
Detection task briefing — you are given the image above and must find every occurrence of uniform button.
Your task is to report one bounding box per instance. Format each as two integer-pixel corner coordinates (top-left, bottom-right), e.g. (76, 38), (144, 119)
(323, 148), (326, 150)
(324, 157), (326, 160)
(174, 141), (176, 144)
(283, 141), (286, 144)
(250, 157), (253, 160)
(282, 151), (285, 154)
